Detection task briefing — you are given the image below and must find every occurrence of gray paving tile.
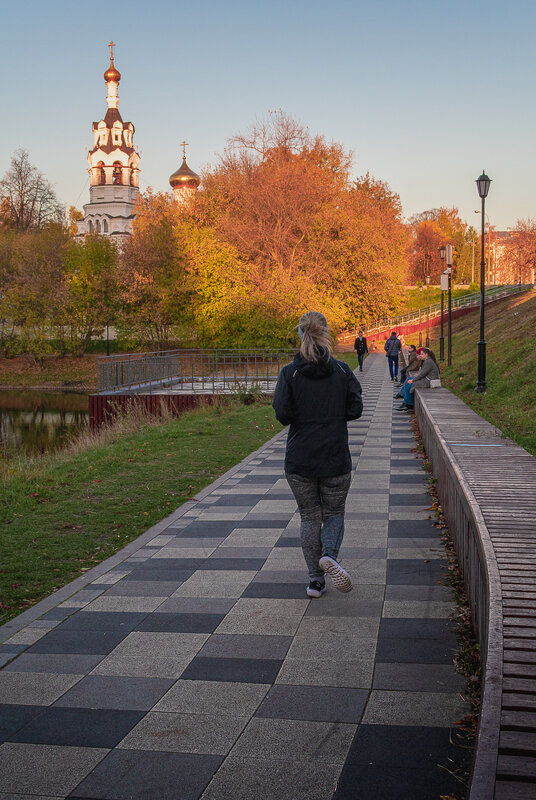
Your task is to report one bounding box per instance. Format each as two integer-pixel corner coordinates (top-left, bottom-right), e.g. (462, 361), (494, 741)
(156, 597), (237, 614)
(201, 756), (341, 800)
(0, 673), (83, 705)
(276, 656), (375, 688)
(287, 633), (377, 661)
(117, 711), (248, 754)
(91, 632), (208, 678)
(103, 581), (181, 597)
(0, 743), (108, 795)
(229, 717), (355, 763)
(172, 570), (257, 598)
(153, 680), (269, 716)
(362, 690), (468, 727)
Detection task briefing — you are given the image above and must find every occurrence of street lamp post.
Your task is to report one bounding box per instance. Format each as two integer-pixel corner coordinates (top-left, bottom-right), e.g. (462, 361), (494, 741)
(446, 243), (453, 366)
(418, 285), (423, 347)
(439, 246), (446, 361)
(475, 171), (491, 393)
(425, 274), (431, 347)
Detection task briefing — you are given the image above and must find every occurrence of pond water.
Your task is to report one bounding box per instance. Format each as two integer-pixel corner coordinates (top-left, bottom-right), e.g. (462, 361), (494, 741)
(0, 390), (89, 456)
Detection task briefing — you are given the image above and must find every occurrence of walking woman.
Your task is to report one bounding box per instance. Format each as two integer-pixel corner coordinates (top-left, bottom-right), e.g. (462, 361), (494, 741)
(273, 311), (363, 597)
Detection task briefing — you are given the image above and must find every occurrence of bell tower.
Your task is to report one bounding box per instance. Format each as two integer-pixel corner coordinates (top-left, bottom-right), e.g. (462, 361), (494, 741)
(77, 43), (141, 238)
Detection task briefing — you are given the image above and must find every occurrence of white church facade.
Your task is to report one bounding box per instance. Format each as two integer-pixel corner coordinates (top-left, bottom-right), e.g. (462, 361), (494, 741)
(77, 43), (199, 239)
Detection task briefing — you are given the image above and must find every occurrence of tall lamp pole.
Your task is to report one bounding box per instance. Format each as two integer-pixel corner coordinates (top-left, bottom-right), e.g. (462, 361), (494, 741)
(439, 246), (446, 361)
(425, 274), (431, 347)
(418, 285), (423, 347)
(446, 243), (453, 366)
(475, 171), (491, 393)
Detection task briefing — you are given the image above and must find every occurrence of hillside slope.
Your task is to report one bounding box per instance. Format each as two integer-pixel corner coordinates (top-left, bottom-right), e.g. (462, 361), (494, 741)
(427, 290), (536, 457)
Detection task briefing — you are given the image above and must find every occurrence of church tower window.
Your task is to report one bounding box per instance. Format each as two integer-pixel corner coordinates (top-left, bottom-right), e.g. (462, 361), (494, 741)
(89, 221), (94, 233)
(113, 162), (123, 185)
(96, 220), (101, 233)
(98, 162), (106, 185)
(103, 219), (108, 233)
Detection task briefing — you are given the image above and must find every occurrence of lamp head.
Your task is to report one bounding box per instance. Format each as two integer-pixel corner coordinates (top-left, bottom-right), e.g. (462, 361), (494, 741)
(439, 245), (446, 260)
(476, 171), (491, 199)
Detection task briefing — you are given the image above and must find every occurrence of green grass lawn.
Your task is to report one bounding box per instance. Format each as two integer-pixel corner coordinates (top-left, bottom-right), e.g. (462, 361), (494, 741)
(429, 290), (536, 457)
(0, 401), (279, 624)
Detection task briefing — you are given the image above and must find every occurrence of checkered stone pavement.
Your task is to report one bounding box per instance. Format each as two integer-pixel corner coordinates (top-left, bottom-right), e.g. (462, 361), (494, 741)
(0, 352), (470, 800)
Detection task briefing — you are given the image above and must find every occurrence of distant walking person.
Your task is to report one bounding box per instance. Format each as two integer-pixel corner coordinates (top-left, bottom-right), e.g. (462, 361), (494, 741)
(353, 330), (368, 372)
(273, 311), (363, 598)
(384, 331), (402, 381)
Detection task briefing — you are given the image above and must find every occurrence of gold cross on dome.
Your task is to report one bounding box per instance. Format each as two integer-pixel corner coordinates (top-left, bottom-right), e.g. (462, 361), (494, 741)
(180, 140), (189, 159)
(108, 41), (116, 60)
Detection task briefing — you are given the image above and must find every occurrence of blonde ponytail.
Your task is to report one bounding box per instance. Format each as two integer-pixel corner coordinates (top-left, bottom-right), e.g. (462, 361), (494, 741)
(298, 311), (333, 362)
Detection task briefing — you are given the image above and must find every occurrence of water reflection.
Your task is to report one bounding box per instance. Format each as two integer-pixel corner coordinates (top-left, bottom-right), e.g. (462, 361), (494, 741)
(0, 390), (89, 456)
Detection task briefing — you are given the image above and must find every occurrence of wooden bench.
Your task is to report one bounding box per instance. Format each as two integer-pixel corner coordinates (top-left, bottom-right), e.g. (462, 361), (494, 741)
(415, 387), (536, 800)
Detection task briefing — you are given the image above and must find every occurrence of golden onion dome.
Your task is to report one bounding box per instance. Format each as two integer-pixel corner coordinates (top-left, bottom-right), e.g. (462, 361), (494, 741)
(169, 158), (200, 188)
(104, 57), (121, 83)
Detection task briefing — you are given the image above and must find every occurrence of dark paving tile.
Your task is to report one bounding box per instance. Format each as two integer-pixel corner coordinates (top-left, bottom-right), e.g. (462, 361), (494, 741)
(390, 459), (420, 467)
(69, 749), (223, 800)
(58, 612), (147, 631)
(380, 618), (457, 638)
(242, 582), (308, 599)
(390, 475), (427, 484)
(274, 537), (301, 547)
(174, 521), (238, 537)
(131, 558), (204, 571)
(235, 520), (289, 528)
(180, 656), (283, 684)
(38, 607), (78, 621)
(0, 644), (27, 654)
(26, 630), (128, 655)
(232, 475), (277, 484)
(385, 585), (451, 601)
(388, 520), (438, 538)
(54, 676), (174, 710)
(2, 653), (105, 674)
(346, 512), (387, 520)
(376, 636), (456, 665)
(389, 494), (431, 506)
(256, 685), (368, 723)
(332, 764), (464, 800)
(9, 707), (144, 748)
(104, 581), (180, 597)
(386, 559), (446, 585)
(0, 704), (45, 741)
(122, 569), (196, 582)
(343, 724), (470, 768)
(198, 558), (266, 571)
(210, 495), (266, 506)
(134, 613), (225, 633)
(372, 663), (465, 692)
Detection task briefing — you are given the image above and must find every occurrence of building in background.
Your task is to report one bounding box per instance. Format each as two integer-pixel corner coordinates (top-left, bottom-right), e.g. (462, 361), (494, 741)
(77, 43), (141, 239)
(169, 141), (200, 205)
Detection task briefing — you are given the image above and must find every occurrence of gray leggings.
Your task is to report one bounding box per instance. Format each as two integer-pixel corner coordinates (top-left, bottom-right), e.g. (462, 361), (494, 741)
(286, 472), (352, 580)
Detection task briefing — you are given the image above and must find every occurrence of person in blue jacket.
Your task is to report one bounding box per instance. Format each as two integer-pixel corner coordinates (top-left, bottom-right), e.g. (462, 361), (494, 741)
(384, 331), (402, 381)
(273, 311), (363, 598)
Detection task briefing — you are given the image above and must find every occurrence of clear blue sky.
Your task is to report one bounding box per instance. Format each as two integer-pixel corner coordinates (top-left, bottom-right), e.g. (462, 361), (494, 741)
(1, 0), (534, 229)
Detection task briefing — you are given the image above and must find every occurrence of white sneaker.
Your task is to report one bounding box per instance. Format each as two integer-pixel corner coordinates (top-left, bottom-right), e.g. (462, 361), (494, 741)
(319, 556), (353, 593)
(307, 580), (326, 598)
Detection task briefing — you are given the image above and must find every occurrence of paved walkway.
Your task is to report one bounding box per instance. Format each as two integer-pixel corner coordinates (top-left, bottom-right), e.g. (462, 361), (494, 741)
(0, 353), (470, 800)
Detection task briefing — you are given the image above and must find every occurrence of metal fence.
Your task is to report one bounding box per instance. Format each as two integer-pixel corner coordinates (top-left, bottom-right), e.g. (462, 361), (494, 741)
(97, 348), (296, 394)
(338, 283), (533, 343)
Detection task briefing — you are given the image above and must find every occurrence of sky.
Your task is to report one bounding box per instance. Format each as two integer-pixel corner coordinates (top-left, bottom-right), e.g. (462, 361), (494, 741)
(0, 0), (534, 230)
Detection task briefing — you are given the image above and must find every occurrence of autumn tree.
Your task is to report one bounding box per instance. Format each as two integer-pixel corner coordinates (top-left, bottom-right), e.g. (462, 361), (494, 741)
(188, 111), (409, 338)
(118, 191), (190, 346)
(408, 207), (477, 283)
(0, 150), (64, 231)
(64, 234), (119, 355)
(502, 219), (536, 283)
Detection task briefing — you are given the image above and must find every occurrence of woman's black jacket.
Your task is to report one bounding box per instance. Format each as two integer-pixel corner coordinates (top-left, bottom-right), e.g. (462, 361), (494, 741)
(273, 352), (363, 478)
